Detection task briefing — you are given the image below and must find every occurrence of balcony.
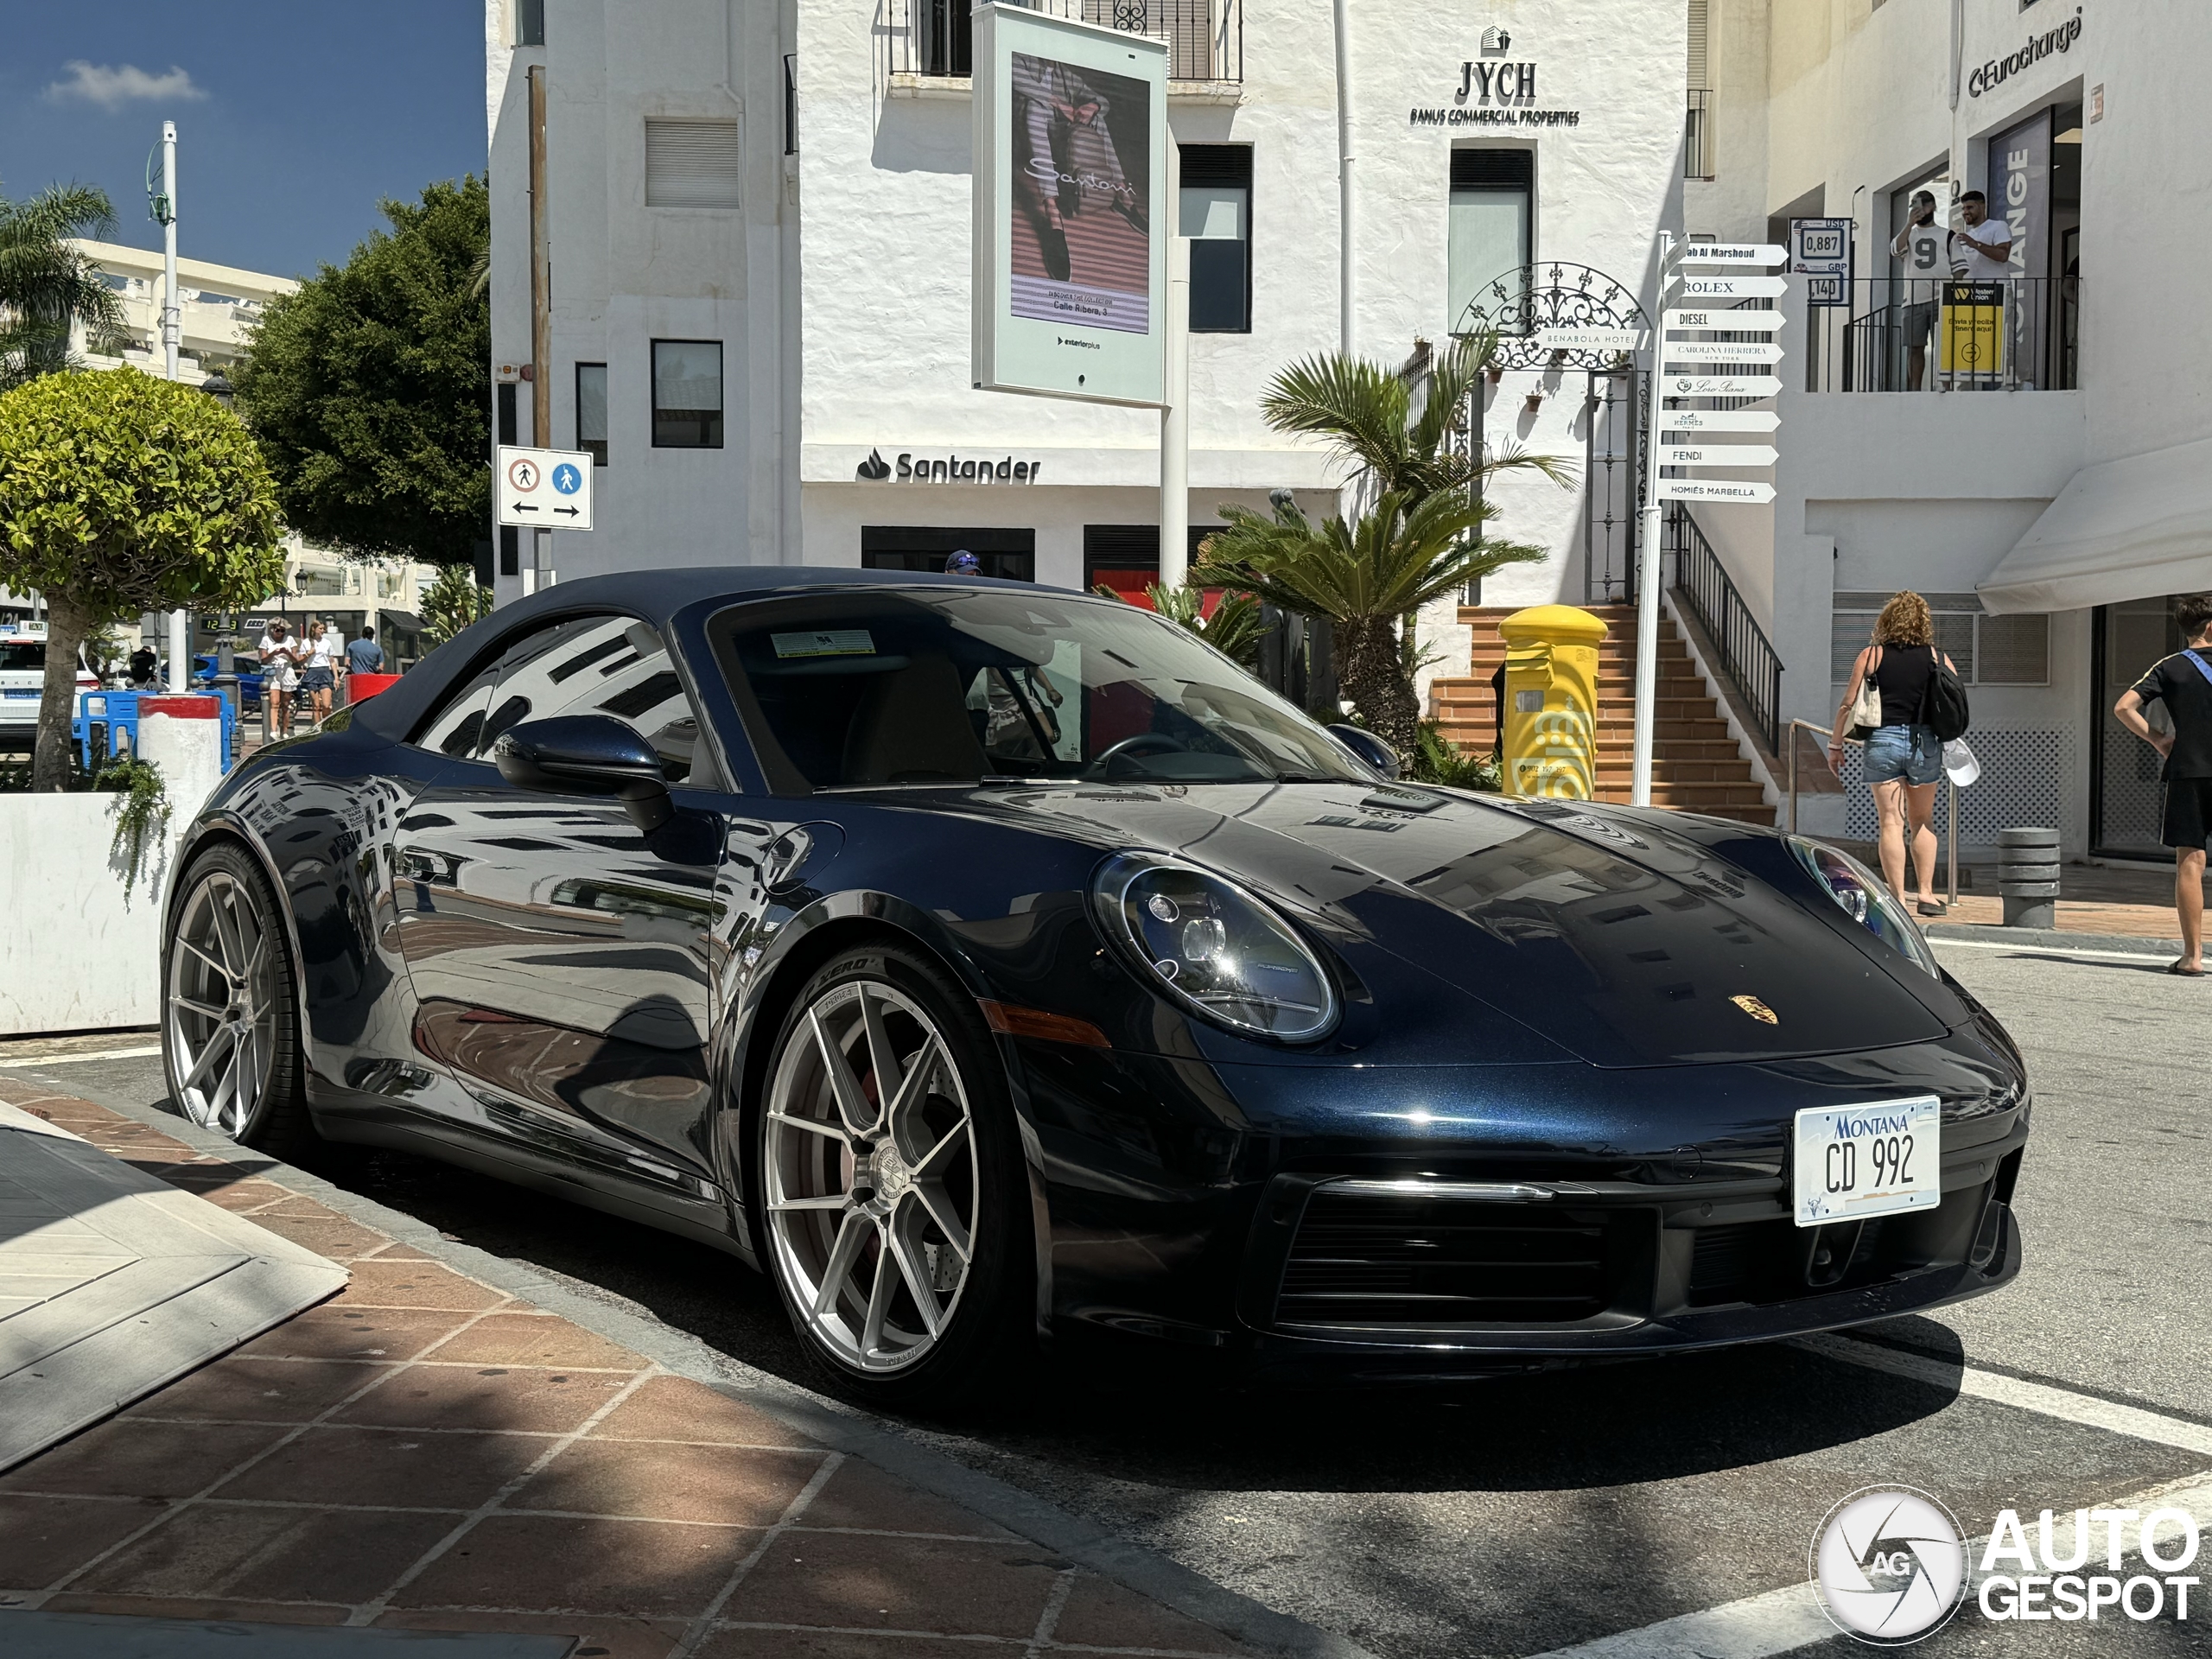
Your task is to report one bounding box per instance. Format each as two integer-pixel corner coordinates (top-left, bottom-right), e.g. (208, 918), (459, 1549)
(1801, 276), (2078, 393)
(889, 0), (1243, 88)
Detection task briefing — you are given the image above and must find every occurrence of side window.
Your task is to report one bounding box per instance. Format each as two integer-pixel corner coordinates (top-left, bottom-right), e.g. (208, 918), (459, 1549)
(415, 661), (501, 759)
(483, 613), (709, 785)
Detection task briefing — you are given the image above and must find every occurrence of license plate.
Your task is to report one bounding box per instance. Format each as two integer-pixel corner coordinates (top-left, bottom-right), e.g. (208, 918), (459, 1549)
(1792, 1096), (1942, 1227)
(3, 689), (35, 698)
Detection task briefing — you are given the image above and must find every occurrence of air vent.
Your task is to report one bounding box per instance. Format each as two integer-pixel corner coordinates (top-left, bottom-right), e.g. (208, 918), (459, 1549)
(645, 119), (741, 208)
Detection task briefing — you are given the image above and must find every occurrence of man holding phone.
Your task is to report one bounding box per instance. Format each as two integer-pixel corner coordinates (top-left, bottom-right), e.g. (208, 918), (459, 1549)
(1950, 190), (2013, 278)
(1891, 189), (1945, 390)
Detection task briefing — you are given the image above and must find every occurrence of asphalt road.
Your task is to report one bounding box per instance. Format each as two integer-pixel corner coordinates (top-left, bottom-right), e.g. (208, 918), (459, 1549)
(15, 939), (2211, 1659)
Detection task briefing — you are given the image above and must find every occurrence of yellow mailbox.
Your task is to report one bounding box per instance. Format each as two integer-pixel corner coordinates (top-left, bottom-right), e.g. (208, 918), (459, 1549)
(1497, 605), (1609, 799)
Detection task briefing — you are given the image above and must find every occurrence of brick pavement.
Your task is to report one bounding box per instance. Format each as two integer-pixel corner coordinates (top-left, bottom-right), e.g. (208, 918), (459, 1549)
(0, 1080), (1261, 1659)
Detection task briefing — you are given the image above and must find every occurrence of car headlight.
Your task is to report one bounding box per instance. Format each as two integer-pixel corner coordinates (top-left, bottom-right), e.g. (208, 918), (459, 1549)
(1787, 836), (1942, 976)
(1090, 853), (1339, 1042)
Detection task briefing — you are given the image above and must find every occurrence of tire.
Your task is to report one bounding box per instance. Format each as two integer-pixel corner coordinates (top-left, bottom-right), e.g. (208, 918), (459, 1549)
(162, 843), (315, 1159)
(754, 943), (1033, 1406)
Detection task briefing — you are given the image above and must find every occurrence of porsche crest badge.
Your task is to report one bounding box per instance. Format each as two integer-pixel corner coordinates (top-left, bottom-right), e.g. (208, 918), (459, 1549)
(1730, 994), (1779, 1025)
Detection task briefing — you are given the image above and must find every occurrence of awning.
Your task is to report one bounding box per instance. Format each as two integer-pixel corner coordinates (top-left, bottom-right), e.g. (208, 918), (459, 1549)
(1979, 435), (2212, 613)
(379, 609), (425, 633)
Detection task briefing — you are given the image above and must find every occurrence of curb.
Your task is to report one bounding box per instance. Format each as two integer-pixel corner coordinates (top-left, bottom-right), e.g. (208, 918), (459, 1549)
(1924, 922), (2182, 957)
(14, 1071), (1380, 1659)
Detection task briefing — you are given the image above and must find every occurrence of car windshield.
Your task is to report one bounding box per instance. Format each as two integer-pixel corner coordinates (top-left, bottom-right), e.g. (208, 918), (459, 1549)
(0, 642), (46, 672)
(710, 588), (1369, 791)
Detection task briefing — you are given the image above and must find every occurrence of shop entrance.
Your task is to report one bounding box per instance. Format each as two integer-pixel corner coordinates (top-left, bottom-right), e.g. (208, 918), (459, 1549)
(861, 525), (1035, 582)
(2092, 597), (2189, 856)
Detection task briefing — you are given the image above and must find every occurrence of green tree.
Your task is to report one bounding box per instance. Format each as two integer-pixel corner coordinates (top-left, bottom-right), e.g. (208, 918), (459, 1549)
(0, 183), (129, 390)
(232, 176), (489, 567)
(419, 562), (492, 646)
(1195, 489), (1543, 753)
(0, 368), (285, 790)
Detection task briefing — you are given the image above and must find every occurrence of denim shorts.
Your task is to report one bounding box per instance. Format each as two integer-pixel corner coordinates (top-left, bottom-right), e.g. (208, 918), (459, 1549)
(1863, 722), (1943, 786)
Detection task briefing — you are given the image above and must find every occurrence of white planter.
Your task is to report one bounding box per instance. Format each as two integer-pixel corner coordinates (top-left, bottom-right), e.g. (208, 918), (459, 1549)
(0, 793), (185, 1037)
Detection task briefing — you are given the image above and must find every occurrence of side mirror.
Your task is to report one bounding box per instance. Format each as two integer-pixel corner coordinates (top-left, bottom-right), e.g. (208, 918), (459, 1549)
(493, 715), (674, 832)
(1327, 722), (1403, 780)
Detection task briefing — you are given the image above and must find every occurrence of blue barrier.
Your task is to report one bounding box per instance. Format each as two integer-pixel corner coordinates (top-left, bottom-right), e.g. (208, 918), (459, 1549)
(76, 690), (238, 772)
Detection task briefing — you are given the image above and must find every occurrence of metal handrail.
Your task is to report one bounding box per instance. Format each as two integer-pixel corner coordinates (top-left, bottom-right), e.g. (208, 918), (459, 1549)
(1665, 504), (1780, 759)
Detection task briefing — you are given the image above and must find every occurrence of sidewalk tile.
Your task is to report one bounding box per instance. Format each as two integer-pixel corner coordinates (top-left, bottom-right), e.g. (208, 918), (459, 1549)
(210, 1424), (552, 1510)
(391, 1514), (756, 1617)
(120, 1355), (386, 1424)
(1052, 1572), (1249, 1654)
(375, 1608), (688, 1658)
(333, 1364), (634, 1434)
(0, 1494), (169, 1589)
(171, 1178), (296, 1213)
(586, 1378), (817, 1450)
(334, 1260), (509, 1313)
(794, 1459), (1018, 1541)
(245, 1212), (393, 1261)
(40, 1592), (349, 1625)
(75, 1503), (458, 1603)
(428, 1313), (645, 1370)
(235, 1306), (479, 1363)
(719, 1533), (1059, 1640)
(511, 1440), (823, 1527)
(1, 1418), (291, 1498)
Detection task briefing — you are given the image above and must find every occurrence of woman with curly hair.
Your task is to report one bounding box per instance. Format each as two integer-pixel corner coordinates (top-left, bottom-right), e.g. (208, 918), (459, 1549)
(1829, 591), (1958, 917)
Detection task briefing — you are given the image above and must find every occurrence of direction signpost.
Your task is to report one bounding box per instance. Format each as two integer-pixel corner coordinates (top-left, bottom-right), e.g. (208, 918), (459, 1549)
(1630, 235), (1787, 807)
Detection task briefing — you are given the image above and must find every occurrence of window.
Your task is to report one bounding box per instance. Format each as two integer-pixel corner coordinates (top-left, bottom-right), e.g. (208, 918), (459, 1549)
(1448, 149), (1532, 334)
(1180, 146), (1252, 333)
(861, 526), (1036, 582)
(412, 613), (711, 784)
(709, 589), (1367, 795)
(652, 341), (722, 448)
(1083, 524), (1211, 602)
(1830, 593), (2049, 687)
(575, 363), (607, 466)
(516, 0), (544, 47)
(645, 119), (741, 209)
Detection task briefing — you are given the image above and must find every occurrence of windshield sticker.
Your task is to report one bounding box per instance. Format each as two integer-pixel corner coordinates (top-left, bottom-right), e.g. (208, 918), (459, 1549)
(772, 629), (876, 659)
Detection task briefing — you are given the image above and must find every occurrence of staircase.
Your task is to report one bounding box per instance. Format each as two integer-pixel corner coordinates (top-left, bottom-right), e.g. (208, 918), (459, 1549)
(1429, 605), (1776, 825)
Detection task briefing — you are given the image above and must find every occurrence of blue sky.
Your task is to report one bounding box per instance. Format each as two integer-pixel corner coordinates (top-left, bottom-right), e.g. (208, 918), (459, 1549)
(1, 1), (485, 280)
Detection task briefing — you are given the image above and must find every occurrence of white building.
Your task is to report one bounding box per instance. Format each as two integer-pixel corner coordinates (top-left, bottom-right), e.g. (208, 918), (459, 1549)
(482, 0), (1684, 658)
(1685, 0), (2211, 861)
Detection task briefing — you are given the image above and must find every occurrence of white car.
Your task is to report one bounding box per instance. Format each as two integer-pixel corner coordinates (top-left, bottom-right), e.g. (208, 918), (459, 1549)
(0, 626), (102, 753)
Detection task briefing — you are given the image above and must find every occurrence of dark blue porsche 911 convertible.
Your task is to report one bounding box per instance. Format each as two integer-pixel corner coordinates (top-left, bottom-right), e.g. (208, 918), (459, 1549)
(160, 568), (2028, 1401)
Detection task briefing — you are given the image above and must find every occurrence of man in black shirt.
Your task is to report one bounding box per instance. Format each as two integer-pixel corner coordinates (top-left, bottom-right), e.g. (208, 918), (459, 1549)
(2114, 592), (2212, 976)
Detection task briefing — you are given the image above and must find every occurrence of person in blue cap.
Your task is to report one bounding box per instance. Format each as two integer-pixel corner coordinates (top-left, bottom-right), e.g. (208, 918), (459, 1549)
(945, 550), (982, 575)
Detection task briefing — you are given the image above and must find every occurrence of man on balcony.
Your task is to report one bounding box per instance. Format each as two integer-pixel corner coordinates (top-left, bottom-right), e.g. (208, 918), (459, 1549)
(1949, 190), (2014, 280)
(1891, 189), (1945, 390)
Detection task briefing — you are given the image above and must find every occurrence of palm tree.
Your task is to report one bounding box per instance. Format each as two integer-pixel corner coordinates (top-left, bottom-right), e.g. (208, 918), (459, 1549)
(0, 183), (129, 390)
(1096, 581), (1264, 671)
(1195, 488), (1545, 753)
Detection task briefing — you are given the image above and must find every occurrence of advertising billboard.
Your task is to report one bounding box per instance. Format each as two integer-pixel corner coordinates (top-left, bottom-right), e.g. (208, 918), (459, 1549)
(973, 3), (1166, 407)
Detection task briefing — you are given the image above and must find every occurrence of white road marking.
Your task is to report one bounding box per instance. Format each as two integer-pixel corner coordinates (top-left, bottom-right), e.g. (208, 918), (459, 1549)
(1526, 1468), (2212, 1659)
(0, 1045), (163, 1067)
(1930, 938), (2177, 965)
(1794, 1333), (2212, 1457)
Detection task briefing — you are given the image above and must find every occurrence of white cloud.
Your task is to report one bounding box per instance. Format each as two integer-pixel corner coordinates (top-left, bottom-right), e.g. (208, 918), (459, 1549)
(45, 61), (207, 111)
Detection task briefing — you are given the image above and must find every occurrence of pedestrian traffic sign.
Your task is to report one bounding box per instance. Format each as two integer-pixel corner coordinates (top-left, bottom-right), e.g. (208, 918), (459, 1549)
(496, 445), (595, 531)
(1657, 478), (1777, 504)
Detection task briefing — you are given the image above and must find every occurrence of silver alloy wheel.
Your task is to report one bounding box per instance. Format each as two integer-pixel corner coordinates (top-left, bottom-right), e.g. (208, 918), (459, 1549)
(764, 979), (979, 1373)
(166, 869), (278, 1139)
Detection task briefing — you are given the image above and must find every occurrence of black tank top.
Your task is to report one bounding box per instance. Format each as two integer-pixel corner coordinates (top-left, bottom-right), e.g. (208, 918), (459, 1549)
(1872, 644), (1938, 727)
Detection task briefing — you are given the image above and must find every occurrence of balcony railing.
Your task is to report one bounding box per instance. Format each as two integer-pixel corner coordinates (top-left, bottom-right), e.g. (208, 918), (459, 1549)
(892, 0), (1243, 84)
(1802, 276), (2079, 393)
(1684, 89), (1713, 181)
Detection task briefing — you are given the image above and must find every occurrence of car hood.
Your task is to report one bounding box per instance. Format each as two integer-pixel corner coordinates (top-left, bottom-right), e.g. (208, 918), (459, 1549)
(961, 779), (1955, 1069)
